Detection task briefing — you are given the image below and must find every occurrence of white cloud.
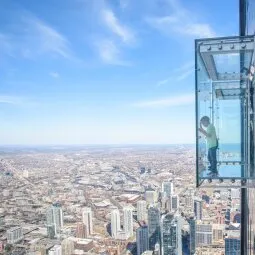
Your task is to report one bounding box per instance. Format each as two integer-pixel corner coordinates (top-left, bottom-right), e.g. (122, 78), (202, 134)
(28, 17), (73, 59)
(101, 8), (134, 44)
(182, 23), (215, 38)
(157, 61), (194, 86)
(0, 95), (23, 105)
(133, 94), (194, 108)
(95, 39), (130, 66)
(176, 69), (194, 81)
(1, 15), (75, 61)
(157, 77), (172, 87)
(173, 61), (194, 73)
(146, 0), (216, 38)
(49, 72), (60, 78)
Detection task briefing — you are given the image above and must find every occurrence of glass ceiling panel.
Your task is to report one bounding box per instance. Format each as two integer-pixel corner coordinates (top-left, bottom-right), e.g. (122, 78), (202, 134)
(214, 53), (240, 73)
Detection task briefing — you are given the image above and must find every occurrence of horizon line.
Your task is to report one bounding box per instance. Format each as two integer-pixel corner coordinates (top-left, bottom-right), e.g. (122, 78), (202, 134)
(0, 142), (240, 147)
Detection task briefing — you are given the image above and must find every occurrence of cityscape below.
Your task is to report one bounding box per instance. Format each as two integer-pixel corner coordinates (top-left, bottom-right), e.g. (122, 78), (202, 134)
(0, 145), (240, 255)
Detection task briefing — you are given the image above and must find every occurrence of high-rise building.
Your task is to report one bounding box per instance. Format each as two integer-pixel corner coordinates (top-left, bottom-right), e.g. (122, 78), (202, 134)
(196, 224), (213, 247)
(46, 203), (63, 237)
(170, 194), (179, 212)
(61, 238), (74, 255)
(48, 245), (62, 255)
(7, 227), (23, 244)
(82, 207), (93, 236)
(188, 217), (196, 255)
(123, 207), (133, 238)
(145, 190), (157, 204)
(161, 213), (174, 255)
(170, 216), (182, 255)
(136, 225), (149, 255)
(137, 200), (148, 221)
(148, 206), (160, 250)
(111, 209), (121, 239)
(225, 237), (241, 255)
(161, 181), (174, 197)
(194, 199), (203, 220)
(137, 200), (147, 222)
(76, 222), (87, 238)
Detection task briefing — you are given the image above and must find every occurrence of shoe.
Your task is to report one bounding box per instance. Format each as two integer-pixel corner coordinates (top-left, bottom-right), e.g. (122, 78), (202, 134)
(207, 171), (218, 176)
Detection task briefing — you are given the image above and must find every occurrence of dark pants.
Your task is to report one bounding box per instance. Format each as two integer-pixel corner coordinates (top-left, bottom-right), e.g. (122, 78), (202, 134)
(208, 147), (217, 173)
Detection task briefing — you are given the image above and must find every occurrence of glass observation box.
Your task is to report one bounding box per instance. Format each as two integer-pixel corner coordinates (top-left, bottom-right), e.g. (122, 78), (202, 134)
(195, 36), (255, 187)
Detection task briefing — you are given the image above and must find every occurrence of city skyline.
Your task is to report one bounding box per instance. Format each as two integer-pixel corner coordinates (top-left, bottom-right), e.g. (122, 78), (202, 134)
(0, 0), (238, 145)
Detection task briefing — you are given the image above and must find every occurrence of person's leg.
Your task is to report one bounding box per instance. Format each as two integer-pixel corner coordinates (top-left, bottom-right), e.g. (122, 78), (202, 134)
(208, 148), (212, 170)
(211, 147), (217, 173)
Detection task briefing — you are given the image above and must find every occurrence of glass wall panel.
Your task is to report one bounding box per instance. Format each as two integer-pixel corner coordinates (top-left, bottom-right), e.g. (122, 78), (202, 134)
(195, 36), (255, 187)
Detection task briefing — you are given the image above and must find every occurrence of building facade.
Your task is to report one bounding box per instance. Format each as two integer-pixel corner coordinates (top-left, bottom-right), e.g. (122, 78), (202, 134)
(137, 200), (147, 222)
(161, 181), (174, 197)
(148, 206), (160, 250)
(225, 237), (241, 255)
(196, 224), (213, 247)
(161, 213), (174, 255)
(170, 195), (179, 212)
(111, 209), (121, 239)
(136, 225), (149, 255)
(76, 222), (87, 239)
(194, 199), (203, 220)
(7, 227), (23, 244)
(123, 207), (133, 238)
(46, 203), (63, 237)
(82, 207), (93, 236)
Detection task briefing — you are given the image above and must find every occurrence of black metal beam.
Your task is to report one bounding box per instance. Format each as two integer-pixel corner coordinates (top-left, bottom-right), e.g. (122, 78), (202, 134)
(240, 1), (248, 255)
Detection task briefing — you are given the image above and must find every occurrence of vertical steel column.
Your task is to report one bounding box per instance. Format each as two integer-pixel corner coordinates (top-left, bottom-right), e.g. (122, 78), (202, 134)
(195, 40), (199, 187)
(240, 1), (248, 254)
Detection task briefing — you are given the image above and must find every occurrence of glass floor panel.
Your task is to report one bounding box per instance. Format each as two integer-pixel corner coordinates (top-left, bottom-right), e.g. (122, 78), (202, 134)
(199, 164), (242, 180)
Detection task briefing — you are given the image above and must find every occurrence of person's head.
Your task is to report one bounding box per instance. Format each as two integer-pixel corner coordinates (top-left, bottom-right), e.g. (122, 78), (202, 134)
(200, 116), (210, 127)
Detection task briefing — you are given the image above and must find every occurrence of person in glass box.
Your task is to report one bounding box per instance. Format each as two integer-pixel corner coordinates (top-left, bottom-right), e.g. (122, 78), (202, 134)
(199, 116), (218, 175)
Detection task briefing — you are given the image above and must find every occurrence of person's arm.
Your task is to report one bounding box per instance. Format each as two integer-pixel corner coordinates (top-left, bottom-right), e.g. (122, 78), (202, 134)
(198, 123), (212, 138)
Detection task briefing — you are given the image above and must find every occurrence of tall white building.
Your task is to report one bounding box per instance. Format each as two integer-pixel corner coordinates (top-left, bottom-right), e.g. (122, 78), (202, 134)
(137, 200), (147, 222)
(82, 207), (93, 236)
(49, 245), (62, 255)
(7, 227), (23, 244)
(46, 203), (63, 237)
(170, 194), (179, 212)
(161, 181), (174, 197)
(123, 207), (133, 238)
(111, 209), (121, 239)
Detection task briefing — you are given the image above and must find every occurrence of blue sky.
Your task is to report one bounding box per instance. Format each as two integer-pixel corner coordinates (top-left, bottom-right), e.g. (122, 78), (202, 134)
(0, 0), (238, 145)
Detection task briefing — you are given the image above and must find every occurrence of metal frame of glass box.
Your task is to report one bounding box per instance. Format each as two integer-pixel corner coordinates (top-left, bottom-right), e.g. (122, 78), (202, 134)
(195, 35), (255, 188)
